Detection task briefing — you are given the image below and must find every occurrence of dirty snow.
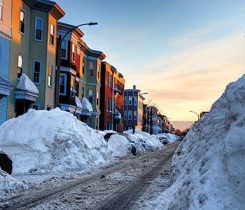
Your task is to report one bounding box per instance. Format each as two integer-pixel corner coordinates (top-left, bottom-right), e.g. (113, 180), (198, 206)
(0, 108), (113, 174)
(108, 134), (132, 157)
(152, 75), (245, 210)
(155, 133), (180, 143)
(0, 169), (28, 201)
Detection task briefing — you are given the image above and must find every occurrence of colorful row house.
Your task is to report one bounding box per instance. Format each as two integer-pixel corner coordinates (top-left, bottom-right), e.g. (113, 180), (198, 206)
(7, 0), (64, 119)
(100, 62), (125, 133)
(0, 0), (13, 124)
(57, 22), (106, 129)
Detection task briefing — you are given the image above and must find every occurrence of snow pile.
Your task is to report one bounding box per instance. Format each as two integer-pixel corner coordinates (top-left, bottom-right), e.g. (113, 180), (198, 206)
(75, 96), (82, 108)
(124, 130), (164, 154)
(155, 133), (180, 143)
(0, 169), (28, 201)
(108, 134), (132, 157)
(16, 73), (39, 94)
(154, 75), (245, 210)
(0, 108), (113, 174)
(82, 97), (93, 112)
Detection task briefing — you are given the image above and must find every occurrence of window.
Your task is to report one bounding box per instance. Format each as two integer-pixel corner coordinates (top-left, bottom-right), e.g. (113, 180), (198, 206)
(70, 76), (76, 96)
(89, 62), (93, 76)
(35, 17), (43, 41)
(59, 73), (67, 95)
(97, 64), (100, 79)
(33, 61), (41, 83)
(106, 98), (109, 111)
(17, 56), (23, 78)
(82, 58), (85, 74)
(128, 112), (132, 120)
(50, 24), (54, 46)
(124, 113), (127, 120)
(72, 43), (76, 63)
(48, 65), (53, 87)
(20, 10), (25, 34)
(89, 90), (93, 105)
(0, 0), (3, 19)
(61, 40), (67, 59)
(129, 96), (132, 105)
(82, 87), (85, 98)
(107, 73), (110, 87)
(96, 90), (99, 105)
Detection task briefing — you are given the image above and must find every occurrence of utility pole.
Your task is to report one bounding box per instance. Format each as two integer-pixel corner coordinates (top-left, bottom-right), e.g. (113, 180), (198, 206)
(132, 92), (135, 134)
(150, 106), (153, 135)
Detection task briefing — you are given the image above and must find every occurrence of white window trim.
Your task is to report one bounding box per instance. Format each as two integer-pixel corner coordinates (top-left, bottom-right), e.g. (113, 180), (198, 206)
(17, 55), (24, 78)
(35, 17), (43, 42)
(48, 64), (54, 88)
(59, 73), (67, 96)
(33, 60), (41, 84)
(0, 0), (3, 20)
(72, 43), (76, 63)
(49, 23), (55, 47)
(19, 10), (25, 35)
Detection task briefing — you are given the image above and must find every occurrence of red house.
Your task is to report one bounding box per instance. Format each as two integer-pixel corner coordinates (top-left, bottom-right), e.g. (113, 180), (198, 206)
(100, 62), (125, 133)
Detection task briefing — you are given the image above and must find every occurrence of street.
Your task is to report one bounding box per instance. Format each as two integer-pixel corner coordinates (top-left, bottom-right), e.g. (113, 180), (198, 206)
(1, 142), (180, 210)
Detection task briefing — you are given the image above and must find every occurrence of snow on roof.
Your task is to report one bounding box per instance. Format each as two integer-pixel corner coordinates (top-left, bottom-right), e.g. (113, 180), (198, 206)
(82, 97), (93, 112)
(16, 74), (39, 94)
(75, 96), (82, 108)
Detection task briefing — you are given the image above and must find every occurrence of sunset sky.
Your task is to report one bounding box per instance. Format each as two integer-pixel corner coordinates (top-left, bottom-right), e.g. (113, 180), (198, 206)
(56, 0), (245, 121)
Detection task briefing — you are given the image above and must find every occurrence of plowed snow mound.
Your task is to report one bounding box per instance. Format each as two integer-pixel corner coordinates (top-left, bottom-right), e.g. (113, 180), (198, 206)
(0, 108), (113, 174)
(154, 75), (245, 210)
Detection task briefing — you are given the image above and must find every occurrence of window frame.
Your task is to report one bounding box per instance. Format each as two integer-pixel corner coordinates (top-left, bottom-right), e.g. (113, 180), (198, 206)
(35, 17), (43, 42)
(19, 10), (25, 35)
(48, 64), (53, 88)
(89, 61), (93, 77)
(33, 60), (41, 84)
(71, 43), (76, 63)
(59, 73), (67, 96)
(49, 23), (55, 46)
(17, 55), (23, 78)
(0, 0), (3, 20)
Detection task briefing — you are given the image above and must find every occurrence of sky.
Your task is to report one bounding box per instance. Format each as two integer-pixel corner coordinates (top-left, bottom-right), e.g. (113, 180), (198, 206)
(55, 0), (245, 122)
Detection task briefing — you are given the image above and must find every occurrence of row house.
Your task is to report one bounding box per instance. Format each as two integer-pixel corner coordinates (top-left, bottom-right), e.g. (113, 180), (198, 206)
(124, 85), (145, 131)
(100, 62), (125, 133)
(57, 22), (106, 129)
(7, 0), (64, 119)
(0, 0), (13, 124)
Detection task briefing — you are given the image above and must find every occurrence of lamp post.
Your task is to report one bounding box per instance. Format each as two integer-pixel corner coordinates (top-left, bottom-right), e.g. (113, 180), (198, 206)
(55, 22), (98, 108)
(189, 110), (199, 121)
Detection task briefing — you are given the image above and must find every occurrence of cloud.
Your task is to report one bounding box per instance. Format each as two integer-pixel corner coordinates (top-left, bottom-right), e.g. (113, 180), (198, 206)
(125, 32), (245, 121)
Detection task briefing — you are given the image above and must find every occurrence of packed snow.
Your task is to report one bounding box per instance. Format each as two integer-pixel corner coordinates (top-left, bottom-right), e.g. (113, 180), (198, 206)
(108, 134), (132, 157)
(16, 73), (39, 94)
(82, 97), (93, 112)
(0, 108), (113, 174)
(124, 130), (164, 154)
(0, 169), (28, 201)
(152, 75), (245, 210)
(155, 133), (180, 144)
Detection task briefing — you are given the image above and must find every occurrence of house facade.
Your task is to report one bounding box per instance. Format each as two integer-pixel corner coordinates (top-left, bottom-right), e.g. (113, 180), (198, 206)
(7, 0), (64, 118)
(100, 62), (125, 132)
(124, 86), (144, 131)
(0, 0), (13, 124)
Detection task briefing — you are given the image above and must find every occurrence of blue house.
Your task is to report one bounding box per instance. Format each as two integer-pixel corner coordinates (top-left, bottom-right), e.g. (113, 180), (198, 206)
(0, 0), (13, 125)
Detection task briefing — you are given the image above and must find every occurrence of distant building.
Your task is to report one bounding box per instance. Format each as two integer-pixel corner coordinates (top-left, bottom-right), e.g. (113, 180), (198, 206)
(100, 62), (125, 132)
(0, 0), (13, 124)
(8, 0), (64, 118)
(124, 86), (145, 131)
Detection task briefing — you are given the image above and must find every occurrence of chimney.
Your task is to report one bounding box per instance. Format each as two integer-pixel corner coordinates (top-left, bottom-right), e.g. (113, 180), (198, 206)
(133, 85), (136, 89)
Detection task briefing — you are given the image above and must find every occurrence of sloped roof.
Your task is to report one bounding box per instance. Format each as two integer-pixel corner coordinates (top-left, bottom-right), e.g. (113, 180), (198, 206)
(16, 74), (39, 94)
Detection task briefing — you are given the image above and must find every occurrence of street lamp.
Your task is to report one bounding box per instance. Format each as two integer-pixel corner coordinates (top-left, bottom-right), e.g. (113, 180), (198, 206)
(189, 110), (199, 121)
(55, 22), (98, 107)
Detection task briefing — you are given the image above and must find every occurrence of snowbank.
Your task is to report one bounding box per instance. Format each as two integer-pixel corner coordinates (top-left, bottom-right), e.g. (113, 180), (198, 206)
(0, 108), (113, 174)
(16, 73), (39, 94)
(154, 75), (245, 210)
(0, 169), (28, 201)
(124, 130), (164, 154)
(155, 133), (180, 143)
(108, 134), (132, 157)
